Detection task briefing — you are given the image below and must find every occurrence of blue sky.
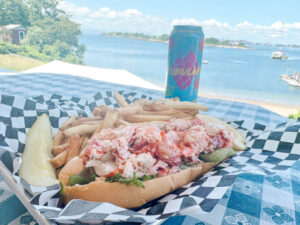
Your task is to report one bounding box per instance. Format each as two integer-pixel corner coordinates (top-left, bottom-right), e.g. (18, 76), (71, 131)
(60, 0), (300, 44)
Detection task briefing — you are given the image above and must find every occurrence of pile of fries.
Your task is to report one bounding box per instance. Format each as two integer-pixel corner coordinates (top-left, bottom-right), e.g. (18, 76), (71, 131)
(50, 92), (209, 173)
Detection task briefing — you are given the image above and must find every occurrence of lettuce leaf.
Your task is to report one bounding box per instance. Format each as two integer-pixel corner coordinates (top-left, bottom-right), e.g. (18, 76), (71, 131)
(105, 173), (157, 188)
(69, 174), (96, 186)
(199, 148), (236, 162)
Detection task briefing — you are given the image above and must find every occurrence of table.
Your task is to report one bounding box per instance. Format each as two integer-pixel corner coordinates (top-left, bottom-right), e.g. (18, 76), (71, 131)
(0, 73), (299, 225)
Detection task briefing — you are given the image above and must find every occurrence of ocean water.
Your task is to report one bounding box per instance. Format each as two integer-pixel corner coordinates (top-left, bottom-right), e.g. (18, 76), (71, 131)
(80, 34), (300, 105)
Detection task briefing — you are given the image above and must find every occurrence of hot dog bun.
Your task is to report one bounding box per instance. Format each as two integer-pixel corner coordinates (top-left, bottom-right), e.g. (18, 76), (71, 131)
(59, 157), (216, 209)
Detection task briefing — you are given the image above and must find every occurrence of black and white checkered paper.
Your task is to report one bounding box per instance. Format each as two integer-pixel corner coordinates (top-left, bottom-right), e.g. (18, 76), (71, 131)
(0, 91), (299, 224)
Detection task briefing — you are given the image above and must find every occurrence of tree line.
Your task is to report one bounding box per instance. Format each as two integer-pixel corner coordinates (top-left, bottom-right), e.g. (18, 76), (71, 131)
(0, 0), (85, 64)
(103, 32), (246, 47)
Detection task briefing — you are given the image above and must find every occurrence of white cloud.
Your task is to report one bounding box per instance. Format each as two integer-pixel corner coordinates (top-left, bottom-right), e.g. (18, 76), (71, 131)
(236, 21), (253, 29)
(58, 1), (300, 44)
(171, 18), (201, 26)
(58, 1), (90, 16)
(58, 1), (169, 35)
(90, 8), (117, 19)
(119, 9), (143, 18)
(171, 18), (229, 28)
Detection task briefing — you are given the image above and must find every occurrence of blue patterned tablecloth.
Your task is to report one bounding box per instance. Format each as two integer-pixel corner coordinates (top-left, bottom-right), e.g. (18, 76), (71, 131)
(0, 73), (297, 225)
(0, 73), (287, 127)
(163, 161), (300, 225)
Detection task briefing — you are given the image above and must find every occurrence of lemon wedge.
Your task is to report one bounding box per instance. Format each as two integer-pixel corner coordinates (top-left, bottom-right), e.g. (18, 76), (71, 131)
(19, 114), (58, 186)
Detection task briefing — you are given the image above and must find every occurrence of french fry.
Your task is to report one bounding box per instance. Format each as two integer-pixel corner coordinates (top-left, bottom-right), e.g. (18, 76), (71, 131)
(52, 142), (70, 156)
(70, 117), (102, 125)
(80, 136), (88, 152)
(77, 117), (103, 122)
(115, 119), (130, 126)
(68, 120), (102, 127)
(92, 109), (119, 136)
(117, 105), (142, 115)
(182, 109), (199, 116)
(123, 114), (173, 123)
(130, 121), (167, 129)
(114, 91), (129, 107)
(93, 108), (102, 117)
(61, 136), (70, 145)
(115, 119), (167, 129)
(93, 105), (110, 117)
(66, 135), (81, 163)
(132, 98), (152, 106)
(52, 115), (78, 146)
(142, 102), (172, 111)
(138, 109), (177, 116)
(173, 112), (194, 119)
(81, 121), (103, 125)
(60, 115), (77, 131)
(157, 99), (209, 112)
(64, 124), (100, 137)
(102, 109), (120, 129)
(83, 121), (104, 126)
(52, 130), (64, 146)
(50, 150), (68, 168)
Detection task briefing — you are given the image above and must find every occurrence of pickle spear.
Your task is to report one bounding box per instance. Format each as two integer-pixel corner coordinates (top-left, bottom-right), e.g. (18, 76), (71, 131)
(19, 114), (58, 186)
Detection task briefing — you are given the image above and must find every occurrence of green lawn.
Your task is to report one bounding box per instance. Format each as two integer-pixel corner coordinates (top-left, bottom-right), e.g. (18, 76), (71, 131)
(0, 54), (44, 72)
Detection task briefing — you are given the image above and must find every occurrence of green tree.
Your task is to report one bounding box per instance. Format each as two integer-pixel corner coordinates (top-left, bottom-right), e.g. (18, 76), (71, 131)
(23, 17), (81, 48)
(0, 0), (31, 27)
(26, 0), (64, 21)
(23, 0), (85, 63)
(205, 37), (220, 45)
(0, 0), (85, 64)
(159, 34), (169, 41)
(222, 40), (230, 45)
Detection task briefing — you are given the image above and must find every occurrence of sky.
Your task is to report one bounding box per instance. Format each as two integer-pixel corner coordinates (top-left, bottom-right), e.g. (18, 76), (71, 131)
(59, 0), (300, 44)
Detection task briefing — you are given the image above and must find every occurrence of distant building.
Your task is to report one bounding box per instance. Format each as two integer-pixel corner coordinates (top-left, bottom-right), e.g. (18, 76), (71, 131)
(2, 24), (27, 45)
(231, 41), (240, 46)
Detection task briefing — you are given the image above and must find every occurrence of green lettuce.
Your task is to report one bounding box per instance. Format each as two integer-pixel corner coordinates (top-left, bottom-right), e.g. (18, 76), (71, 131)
(199, 148), (236, 162)
(105, 173), (157, 188)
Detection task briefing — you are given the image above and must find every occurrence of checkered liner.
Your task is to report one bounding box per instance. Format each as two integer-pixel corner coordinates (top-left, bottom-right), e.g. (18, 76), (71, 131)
(0, 92), (299, 224)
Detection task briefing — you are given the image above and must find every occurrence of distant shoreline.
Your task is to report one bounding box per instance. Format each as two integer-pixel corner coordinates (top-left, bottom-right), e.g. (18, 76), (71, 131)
(102, 34), (168, 44)
(205, 44), (253, 50)
(101, 34), (253, 50)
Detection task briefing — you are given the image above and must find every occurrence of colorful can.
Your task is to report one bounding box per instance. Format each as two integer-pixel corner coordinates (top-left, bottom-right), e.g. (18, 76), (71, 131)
(165, 25), (204, 102)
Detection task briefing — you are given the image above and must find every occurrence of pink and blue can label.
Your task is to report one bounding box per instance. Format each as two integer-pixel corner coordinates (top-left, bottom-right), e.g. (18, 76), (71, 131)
(165, 25), (204, 102)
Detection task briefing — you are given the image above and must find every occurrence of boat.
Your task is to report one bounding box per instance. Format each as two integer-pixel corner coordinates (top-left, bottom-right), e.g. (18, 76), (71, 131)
(202, 60), (208, 64)
(271, 50), (288, 60)
(281, 68), (300, 87)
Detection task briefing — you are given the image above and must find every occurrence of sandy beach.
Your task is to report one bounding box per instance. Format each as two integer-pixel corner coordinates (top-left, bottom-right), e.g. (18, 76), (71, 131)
(198, 92), (300, 117)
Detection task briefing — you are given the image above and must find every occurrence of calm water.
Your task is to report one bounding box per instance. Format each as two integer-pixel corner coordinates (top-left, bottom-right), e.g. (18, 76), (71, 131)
(80, 34), (300, 105)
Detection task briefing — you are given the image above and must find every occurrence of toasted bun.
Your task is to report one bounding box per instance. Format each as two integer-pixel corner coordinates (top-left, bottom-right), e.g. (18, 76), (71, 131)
(59, 157), (216, 209)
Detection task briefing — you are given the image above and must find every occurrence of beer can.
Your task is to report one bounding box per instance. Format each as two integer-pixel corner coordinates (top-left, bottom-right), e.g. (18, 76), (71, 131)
(165, 25), (204, 102)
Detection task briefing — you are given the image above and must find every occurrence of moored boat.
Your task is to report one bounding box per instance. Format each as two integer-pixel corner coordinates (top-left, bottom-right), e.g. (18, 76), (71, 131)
(281, 69), (300, 87)
(271, 50), (288, 60)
